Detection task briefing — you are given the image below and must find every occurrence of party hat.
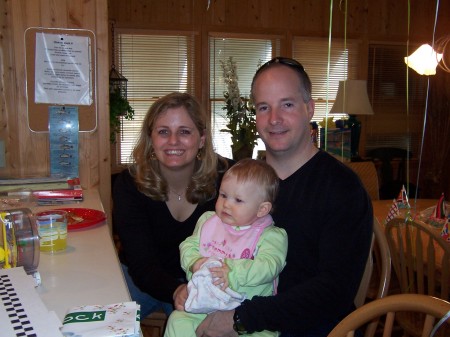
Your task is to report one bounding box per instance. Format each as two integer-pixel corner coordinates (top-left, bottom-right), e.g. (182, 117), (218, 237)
(385, 199), (400, 224)
(396, 185), (410, 209)
(432, 193), (447, 220)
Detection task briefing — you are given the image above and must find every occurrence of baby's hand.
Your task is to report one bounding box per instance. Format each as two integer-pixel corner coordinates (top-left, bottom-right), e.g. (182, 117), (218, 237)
(191, 257), (209, 273)
(210, 262), (230, 290)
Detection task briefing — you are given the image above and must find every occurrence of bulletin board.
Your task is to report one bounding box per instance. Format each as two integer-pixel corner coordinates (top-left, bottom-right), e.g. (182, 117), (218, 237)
(25, 27), (97, 132)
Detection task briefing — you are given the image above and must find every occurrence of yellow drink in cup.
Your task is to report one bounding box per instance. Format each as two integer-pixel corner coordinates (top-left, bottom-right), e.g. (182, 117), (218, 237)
(36, 210), (68, 252)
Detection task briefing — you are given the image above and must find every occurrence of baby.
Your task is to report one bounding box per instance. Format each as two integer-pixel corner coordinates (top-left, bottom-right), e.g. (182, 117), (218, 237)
(165, 158), (288, 337)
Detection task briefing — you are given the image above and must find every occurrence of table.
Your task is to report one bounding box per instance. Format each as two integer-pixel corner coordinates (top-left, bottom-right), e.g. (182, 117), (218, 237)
(33, 189), (131, 321)
(372, 199), (437, 225)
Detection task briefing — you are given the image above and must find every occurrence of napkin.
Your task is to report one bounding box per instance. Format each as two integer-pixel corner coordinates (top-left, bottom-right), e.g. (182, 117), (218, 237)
(185, 257), (245, 314)
(385, 199), (400, 224)
(61, 301), (140, 337)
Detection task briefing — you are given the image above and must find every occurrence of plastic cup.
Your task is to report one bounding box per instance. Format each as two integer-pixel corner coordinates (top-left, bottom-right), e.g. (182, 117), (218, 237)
(36, 210), (68, 252)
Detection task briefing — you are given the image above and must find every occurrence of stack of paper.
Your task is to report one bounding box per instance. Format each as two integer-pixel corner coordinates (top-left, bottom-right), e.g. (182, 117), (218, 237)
(32, 177), (83, 205)
(0, 177), (83, 207)
(0, 267), (62, 337)
(61, 301), (141, 337)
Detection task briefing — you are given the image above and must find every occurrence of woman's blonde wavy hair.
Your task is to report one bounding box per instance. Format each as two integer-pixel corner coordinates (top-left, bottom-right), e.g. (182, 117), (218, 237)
(129, 92), (227, 204)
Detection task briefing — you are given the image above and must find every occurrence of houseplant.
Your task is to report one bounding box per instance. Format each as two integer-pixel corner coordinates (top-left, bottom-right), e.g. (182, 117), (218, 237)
(220, 57), (258, 160)
(109, 88), (135, 143)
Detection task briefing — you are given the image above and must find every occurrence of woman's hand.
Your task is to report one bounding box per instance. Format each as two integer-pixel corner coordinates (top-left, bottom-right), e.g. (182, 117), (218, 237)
(210, 262), (230, 290)
(173, 284), (188, 311)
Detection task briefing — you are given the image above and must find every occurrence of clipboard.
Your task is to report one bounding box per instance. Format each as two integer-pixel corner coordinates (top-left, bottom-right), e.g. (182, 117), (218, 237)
(25, 27), (97, 132)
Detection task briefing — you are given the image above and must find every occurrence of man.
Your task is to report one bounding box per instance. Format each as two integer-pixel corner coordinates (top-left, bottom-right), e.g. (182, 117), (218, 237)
(193, 57), (373, 337)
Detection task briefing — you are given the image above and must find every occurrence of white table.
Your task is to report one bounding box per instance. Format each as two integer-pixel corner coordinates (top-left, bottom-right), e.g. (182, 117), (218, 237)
(33, 189), (131, 321)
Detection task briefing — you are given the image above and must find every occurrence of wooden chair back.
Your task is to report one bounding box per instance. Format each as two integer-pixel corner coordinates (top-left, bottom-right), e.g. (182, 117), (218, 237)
(385, 218), (450, 298)
(385, 218), (450, 337)
(328, 294), (450, 337)
(354, 217), (392, 337)
(346, 161), (380, 200)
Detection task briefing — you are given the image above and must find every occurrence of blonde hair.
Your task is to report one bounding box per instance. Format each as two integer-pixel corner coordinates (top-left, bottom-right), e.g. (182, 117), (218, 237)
(223, 158), (279, 205)
(129, 92), (227, 203)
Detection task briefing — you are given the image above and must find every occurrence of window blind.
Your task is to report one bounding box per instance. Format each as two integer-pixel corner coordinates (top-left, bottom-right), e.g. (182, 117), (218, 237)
(366, 43), (427, 154)
(115, 32), (195, 164)
(293, 37), (360, 130)
(209, 36), (280, 159)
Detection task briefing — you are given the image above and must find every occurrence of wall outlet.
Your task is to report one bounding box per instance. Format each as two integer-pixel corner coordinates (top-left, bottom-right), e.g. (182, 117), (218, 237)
(0, 140), (5, 168)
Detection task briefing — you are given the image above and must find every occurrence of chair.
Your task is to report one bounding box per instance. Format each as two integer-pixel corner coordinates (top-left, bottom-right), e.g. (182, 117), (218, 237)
(141, 310), (167, 337)
(355, 218), (391, 306)
(328, 294), (450, 337)
(366, 147), (416, 200)
(353, 217), (391, 337)
(385, 218), (450, 336)
(346, 161), (380, 200)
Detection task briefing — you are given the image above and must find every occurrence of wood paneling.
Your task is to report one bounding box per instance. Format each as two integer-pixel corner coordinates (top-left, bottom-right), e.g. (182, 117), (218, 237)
(0, 0), (111, 221)
(106, 0), (449, 198)
(1, 0), (449, 212)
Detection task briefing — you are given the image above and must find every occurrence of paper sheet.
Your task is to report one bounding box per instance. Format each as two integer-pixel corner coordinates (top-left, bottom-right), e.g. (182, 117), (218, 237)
(0, 267), (62, 337)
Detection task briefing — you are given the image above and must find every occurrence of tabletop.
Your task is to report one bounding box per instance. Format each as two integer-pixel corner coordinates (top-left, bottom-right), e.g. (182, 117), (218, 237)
(32, 189), (131, 321)
(372, 199), (438, 225)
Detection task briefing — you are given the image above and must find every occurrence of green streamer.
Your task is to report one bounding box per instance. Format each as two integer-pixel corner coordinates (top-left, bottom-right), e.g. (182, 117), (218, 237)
(325, 0), (334, 151)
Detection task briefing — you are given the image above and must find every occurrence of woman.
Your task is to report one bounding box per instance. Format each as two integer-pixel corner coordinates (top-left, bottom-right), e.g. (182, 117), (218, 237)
(112, 92), (229, 318)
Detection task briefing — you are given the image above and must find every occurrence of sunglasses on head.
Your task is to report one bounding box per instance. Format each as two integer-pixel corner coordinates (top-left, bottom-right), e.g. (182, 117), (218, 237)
(256, 57), (306, 75)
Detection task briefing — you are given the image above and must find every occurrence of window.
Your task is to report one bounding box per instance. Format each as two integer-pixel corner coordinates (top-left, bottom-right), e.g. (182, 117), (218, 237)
(114, 31), (196, 165)
(293, 37), (360, 133)
(209, 36), (280, 159)
(366, 43), (427, 154)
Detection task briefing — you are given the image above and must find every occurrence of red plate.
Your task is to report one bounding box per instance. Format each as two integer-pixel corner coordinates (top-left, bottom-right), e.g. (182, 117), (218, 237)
(53, 208), (106, 231)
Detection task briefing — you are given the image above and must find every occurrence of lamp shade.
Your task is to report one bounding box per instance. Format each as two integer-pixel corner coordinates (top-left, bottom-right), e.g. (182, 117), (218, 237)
(404, 44), (443, 76)
(330, 80), (374, 116)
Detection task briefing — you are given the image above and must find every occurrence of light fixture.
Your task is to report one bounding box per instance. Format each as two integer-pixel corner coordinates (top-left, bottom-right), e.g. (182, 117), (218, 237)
(404, 0), (450, 76)
(330, 80), (374, 160)
(404, 44), (443, 75)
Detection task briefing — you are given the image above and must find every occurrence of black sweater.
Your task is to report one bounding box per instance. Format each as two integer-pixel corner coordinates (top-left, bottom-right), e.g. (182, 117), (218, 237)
(236, 151), (373, 335)
(112, 169), (218, 303)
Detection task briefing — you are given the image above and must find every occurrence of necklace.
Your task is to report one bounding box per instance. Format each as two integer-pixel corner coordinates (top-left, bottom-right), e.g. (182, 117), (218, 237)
(169, 187), (187, 201)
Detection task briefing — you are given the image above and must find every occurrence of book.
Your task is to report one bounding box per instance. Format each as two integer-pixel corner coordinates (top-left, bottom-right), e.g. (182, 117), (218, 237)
(0, 178), (83, 204)
(0, 177), (75, 192)
(32, 178), (82, 201)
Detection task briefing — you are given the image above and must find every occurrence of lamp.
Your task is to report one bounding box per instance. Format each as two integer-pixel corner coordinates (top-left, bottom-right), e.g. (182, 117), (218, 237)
(404, 44), (443, 75)
(330, 80), (374, 160)
(403, 0), (450, 76)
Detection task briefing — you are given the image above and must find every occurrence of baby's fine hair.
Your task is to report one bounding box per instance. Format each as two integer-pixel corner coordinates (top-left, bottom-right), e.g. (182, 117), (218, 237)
(224, 158), (279, 204)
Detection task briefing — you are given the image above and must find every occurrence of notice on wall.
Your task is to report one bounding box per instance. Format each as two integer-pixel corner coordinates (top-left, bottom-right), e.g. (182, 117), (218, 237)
(35, 32), (92, 105)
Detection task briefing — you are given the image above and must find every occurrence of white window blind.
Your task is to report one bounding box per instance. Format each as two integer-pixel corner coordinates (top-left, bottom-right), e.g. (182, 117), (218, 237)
(209, 36), (280, 159)
(365, 43), (427, 154)
(115, 32), (195, 164)
(293, 37), (360, 130)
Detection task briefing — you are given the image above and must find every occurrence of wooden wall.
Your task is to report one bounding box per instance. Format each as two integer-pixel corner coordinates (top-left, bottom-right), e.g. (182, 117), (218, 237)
(108, 0), (450, 198)
(0, 0), (111, 217)
(0, 0), (448, 209)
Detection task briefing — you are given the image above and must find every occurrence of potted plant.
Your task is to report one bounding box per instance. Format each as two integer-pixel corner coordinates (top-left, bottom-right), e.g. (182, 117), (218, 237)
(109, 88), (135, 143)
(220, 57), (258, 160)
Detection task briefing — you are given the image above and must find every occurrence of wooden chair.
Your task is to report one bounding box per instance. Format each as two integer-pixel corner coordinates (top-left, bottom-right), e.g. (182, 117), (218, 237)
(346, 161), (380, 200)
(141, 310), (168, 337)
(353, 217), (392, 337)
(385, 218), (450, 336)
(328, 294), (450, 337)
